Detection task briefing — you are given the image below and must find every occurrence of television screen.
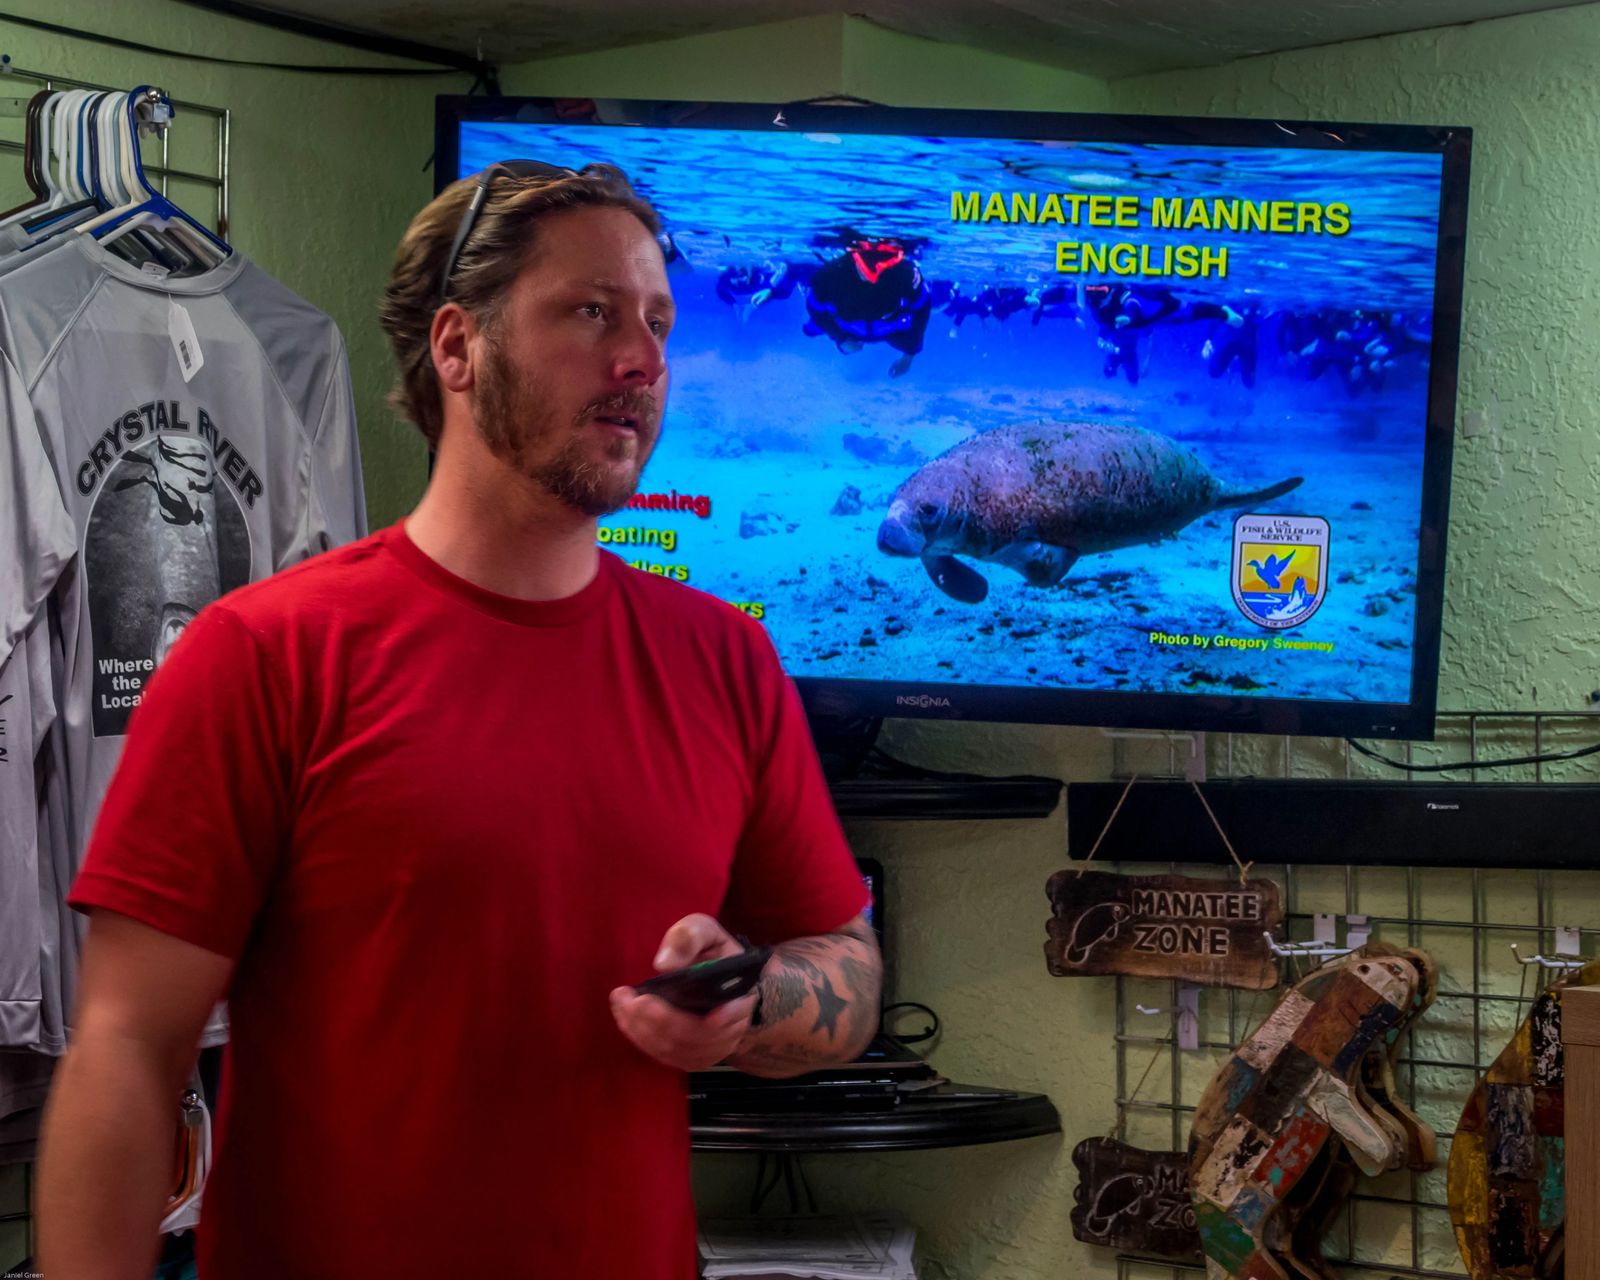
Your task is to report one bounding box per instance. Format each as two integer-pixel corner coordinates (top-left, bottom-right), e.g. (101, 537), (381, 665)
(437, 98), (1468, 740)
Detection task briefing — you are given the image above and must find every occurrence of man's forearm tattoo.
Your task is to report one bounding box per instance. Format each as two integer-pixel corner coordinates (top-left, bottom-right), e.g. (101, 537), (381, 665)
(755, 922), (881, 1044)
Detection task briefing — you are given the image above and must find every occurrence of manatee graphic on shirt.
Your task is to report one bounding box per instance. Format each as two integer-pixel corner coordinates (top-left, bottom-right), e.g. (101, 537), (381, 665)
(82, 404), (253, 736)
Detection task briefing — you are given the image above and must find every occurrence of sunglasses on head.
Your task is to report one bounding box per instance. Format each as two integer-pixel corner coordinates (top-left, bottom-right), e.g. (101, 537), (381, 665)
(437, 159), (579, 308)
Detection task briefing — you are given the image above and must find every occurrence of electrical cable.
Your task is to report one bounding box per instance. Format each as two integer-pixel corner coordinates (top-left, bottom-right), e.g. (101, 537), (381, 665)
(882, 1001), (939, 1046)
(173, 0), (490, 78)
(749, 1152), (783, 1214)
(0, 8), (479, 76)
(1344, 735), (1600, 774)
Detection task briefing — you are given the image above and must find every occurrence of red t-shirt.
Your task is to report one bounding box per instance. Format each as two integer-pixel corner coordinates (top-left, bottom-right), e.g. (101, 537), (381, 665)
(69, 523), (867, 1280)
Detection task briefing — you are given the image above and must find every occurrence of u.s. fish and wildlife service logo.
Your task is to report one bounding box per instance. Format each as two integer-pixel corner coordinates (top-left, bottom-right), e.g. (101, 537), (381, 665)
(1232, 514), (1330, 630)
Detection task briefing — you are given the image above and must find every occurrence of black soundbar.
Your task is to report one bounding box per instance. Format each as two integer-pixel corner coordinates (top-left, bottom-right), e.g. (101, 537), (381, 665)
(1066, 780), (1600, 869)
(831, 775), (1062, 820)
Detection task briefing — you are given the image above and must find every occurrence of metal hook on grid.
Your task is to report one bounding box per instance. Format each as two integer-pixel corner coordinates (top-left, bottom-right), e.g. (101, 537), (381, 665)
(1263, 931), (1357, 961)
(135, 86), (173, 136)
(1134, 985), (1201, 1050)
(1509, 943), (1589, 971)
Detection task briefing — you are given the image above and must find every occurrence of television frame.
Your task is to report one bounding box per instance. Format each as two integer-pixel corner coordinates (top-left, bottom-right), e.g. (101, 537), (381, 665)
(434, 95), (1471, 742)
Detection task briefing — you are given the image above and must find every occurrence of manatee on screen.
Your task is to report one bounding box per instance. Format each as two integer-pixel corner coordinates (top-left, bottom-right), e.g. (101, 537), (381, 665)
(876, 422), (1302, 603)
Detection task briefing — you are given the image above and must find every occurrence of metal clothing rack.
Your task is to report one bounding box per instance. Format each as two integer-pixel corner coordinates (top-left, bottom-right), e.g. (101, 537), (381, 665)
(1105, 711), (1600, 1279)
(0, 61), (230, 1273)
(0, 60), (230, 236)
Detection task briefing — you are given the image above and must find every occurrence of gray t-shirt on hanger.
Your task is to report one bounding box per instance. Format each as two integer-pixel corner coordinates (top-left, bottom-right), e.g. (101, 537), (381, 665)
(0, 234), (367, 1048)
(0, 622), (47, 1055)
(1, 346), (75, 1053)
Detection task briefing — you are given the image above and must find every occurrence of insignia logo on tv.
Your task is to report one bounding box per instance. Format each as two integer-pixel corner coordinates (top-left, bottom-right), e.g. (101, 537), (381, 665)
(896, 694), (953, 709)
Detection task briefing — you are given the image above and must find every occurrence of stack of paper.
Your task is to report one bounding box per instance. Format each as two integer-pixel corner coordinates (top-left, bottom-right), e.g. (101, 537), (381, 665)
(698, 1212), (917, 1279)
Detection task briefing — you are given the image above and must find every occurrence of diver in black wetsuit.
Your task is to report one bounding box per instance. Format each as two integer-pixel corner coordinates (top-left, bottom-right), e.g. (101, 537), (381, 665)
(1351, 309), (1430, 394)
(1079, 281), (1240, 385)
(801, 238), (932, 376)
(115, 438), (212, 526)
(984, 286), (1030, 321)
(715, 261), (798, 314)
(1289, 308), (1383, 396)
(942, 284), (989, 326)
(1027, 282), (1075, 325)
(1202, 303), (1263, 388)
(1391, 311), (1433, 358)
(925, 279), (956, 311)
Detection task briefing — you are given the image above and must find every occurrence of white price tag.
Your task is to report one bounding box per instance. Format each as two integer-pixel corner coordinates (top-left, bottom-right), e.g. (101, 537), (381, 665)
(167, 296), (203, 383)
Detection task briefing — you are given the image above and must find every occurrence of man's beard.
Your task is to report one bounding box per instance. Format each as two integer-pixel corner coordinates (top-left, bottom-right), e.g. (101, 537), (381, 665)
(472, 338), (660, 517)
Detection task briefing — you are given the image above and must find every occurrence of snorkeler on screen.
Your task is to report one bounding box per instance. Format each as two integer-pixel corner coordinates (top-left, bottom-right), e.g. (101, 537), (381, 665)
(715, 260), (799, 318)
(1201, 302), (1264, 388)
(1287, 308), (1391, 396)
(801, 236), (932, 377)
(1027, 282), (1076, 326)
(943, 284), (1031, 328)
(942, 284), (990, 327)
(1079, 281), (1242, 386)
(984, 286), (1031, 322)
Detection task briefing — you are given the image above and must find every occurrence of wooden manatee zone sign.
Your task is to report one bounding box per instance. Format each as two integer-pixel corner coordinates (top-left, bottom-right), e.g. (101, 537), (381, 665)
(1071, 1137), (1203, 1261)
(1045, 870), (1282, 989)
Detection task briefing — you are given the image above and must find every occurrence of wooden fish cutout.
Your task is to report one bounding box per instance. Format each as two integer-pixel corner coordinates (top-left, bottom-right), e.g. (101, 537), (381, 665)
(1448, 959), (1600, 1278)
(1360, 943), (1440, 1171)
(1280, 1141), (1354, 1280)
(1189, 951), (1422, 1280)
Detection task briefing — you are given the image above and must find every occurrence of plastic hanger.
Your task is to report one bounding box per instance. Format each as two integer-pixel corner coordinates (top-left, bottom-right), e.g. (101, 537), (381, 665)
(75, 91), (106, 205)
(0, 89), (106, 248)
(81, 89), (178, 272)
(96, 91), (131, 207)
(77, 90), (179, 269)
(0, 87), (210, 270)
(50, 90), (88, 203)
(29, 87), (186, 273)
(47, 90), (78, 202)
(107, 90), (212, 273)
(0, 91), (53, 220)
(82, 87), (230, 266)
(0, 91), (104, 252)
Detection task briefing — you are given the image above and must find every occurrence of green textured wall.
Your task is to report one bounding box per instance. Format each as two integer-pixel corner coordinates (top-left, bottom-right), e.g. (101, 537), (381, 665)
(0, 0), (466, 531)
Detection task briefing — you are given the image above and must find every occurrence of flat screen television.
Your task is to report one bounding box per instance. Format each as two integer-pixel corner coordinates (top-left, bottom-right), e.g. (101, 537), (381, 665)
(435, 96), (1469, 742)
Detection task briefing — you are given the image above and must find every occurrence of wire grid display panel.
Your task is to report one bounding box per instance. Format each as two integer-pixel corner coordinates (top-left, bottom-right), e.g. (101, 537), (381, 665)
(0, 65), (229, 236)
(1103, 712), (1600, 1280)
(0, 67), (230, 1272)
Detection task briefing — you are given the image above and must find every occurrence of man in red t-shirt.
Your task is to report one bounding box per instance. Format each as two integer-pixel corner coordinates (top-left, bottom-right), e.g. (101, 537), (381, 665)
(38, 162), (878, 1279)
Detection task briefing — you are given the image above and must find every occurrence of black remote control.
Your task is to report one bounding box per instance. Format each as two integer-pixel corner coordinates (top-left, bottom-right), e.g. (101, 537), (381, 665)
(634, 946), (771, 1015)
